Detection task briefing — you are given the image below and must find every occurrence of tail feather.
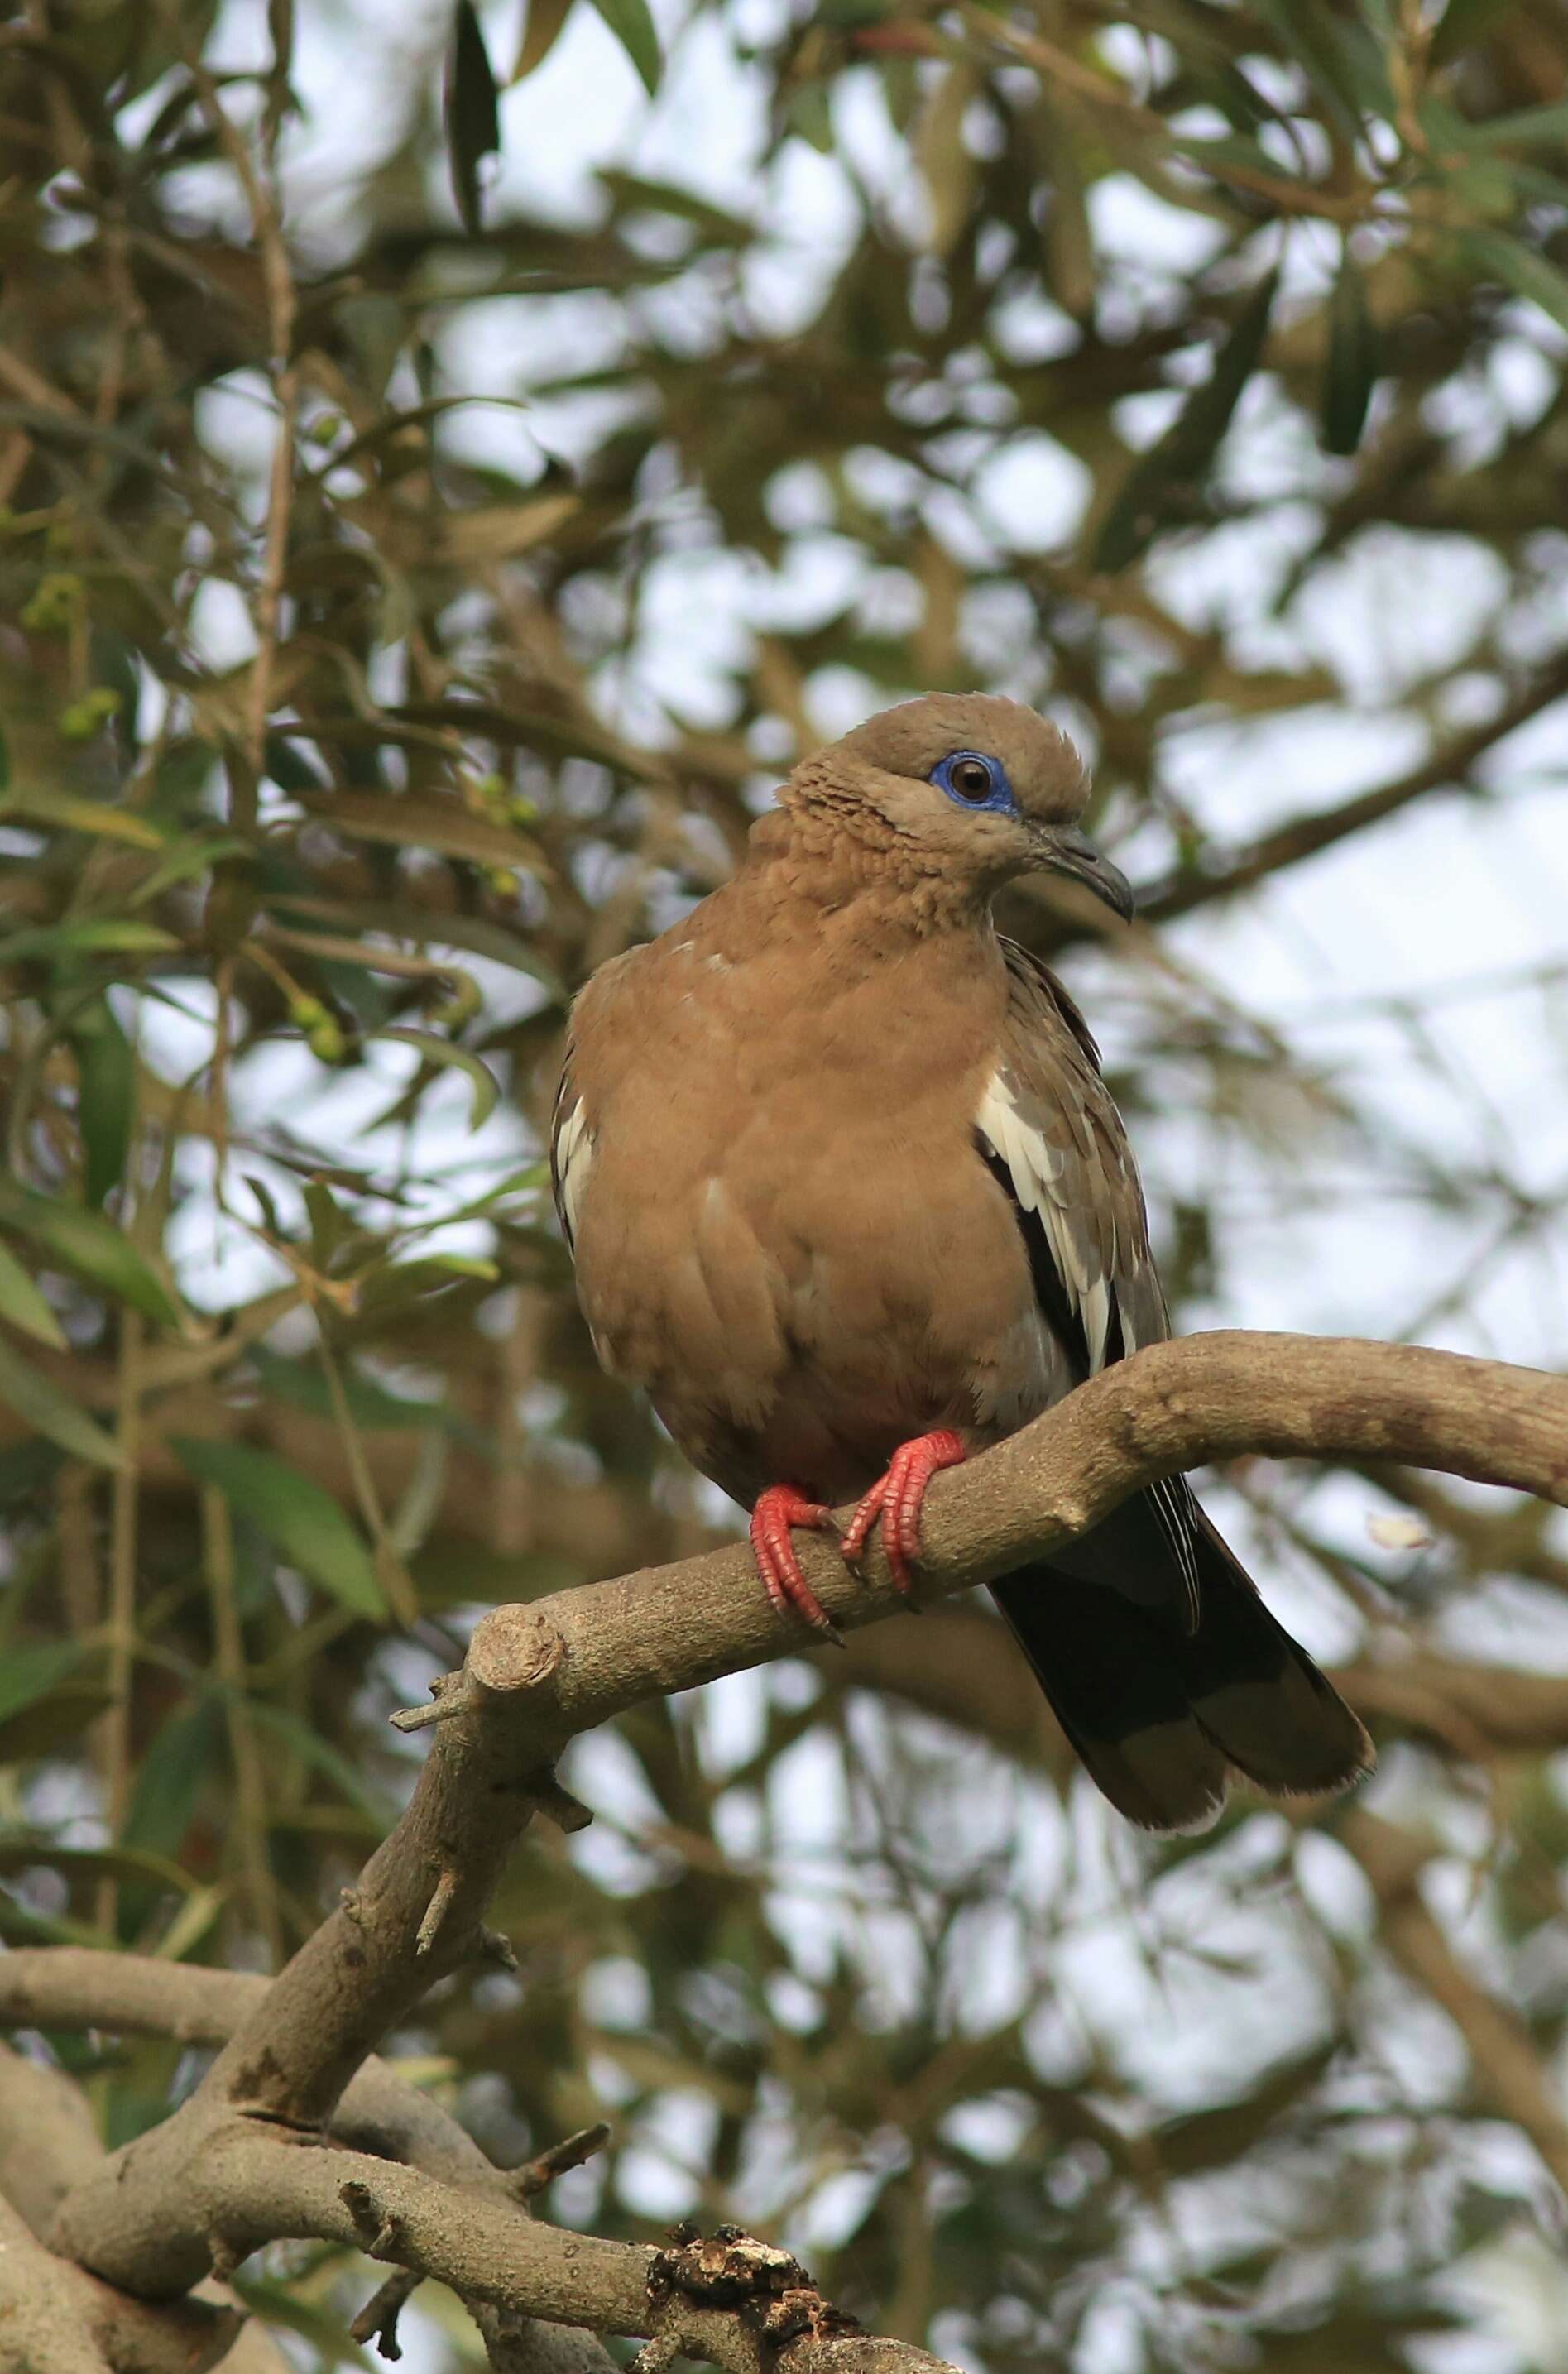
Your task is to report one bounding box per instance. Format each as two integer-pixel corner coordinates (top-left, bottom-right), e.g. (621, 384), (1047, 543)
(990, 1491), (1373, 1834)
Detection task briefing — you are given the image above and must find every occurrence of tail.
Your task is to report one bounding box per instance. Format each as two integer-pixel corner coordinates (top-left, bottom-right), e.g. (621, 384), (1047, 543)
(990, 1491), (1374, 1834)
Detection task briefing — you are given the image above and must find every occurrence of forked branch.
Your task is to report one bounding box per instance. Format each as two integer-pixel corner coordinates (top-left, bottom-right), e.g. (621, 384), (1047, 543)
(27, 1331), (1568, 2371)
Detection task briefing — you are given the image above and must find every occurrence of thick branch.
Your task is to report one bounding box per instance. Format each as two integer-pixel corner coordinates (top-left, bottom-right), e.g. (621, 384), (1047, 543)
(0, 2040), (285, 2374)
(46, 1333), (1568, 2348)
(0, 2186), (236, 2374)
(0, 1956), (617, 2374)
(152, 1342), (1568, 2122)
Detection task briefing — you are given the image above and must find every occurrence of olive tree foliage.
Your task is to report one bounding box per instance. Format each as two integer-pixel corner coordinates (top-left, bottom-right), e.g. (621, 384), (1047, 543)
(1, 0), (1567, 2364)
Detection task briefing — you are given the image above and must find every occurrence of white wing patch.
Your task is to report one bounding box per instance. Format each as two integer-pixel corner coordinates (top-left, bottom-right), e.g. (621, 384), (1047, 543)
(976, 1072), (1114, 1373)
(552, 1096), (593, 1251)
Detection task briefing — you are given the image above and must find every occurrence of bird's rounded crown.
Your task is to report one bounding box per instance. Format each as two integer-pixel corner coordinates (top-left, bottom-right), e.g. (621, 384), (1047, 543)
(831, 693), (1088, 827)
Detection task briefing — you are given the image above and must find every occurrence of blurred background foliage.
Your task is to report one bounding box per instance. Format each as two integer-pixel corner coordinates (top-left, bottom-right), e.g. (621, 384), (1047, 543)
(2, 0), (1568, 2364)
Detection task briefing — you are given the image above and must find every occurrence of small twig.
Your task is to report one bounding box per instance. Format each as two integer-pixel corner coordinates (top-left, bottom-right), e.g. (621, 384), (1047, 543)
(391, 1671), (475, 1732)
(390, 1696), (468, 1733)
(415, 1868), (458, 1958)
(349, 2267), (420, 2360)
(520, 1767), (594, 1834)
(338, 2176), (382, 2242)
(477, 1926), (518, 1971)
(512, 2122), (612, 2202)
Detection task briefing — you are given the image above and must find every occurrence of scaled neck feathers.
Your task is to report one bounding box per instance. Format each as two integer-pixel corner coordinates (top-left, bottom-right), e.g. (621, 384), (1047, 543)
(741, 755), (994, 934)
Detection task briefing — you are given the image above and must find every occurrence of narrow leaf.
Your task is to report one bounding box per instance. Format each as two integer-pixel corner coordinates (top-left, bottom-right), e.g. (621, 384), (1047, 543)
(1479, 100), (1568, 149)
(0, 789), (163, 847)
(374, 1028), (499, 1130)
(1457, 227), (1568, 333)
(122, 1696), (224, 1859)
(0, 1337), (124, 1469)
(0, 1243), (65, 1349)
(0, 1837), (197, 1893)
(1093, 270), (1278, 573)
(1431, 0), (1521, 66)
(512, 0), (574, 81)
(250, 1346), (446, 1431)
(248, 1700), (391, 1821)
(170, 1437), (386, 1619)
(584, 0), (660, 94)
(0, 920), (177, 963)
(445, 0), (501, 236)
(0, 1189), (182, 1328)
(1321, 247), (1379, 455)
(69, 995), (135, 1207)
(0, 1642), (84, 1731)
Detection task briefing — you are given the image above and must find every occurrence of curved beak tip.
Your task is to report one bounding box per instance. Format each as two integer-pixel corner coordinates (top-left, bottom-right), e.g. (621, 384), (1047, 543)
(1038, 826), (1137, 923)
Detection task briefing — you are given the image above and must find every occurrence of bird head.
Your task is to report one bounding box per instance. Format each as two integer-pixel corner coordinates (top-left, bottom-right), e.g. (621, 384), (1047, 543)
(804, 692), (1134, 920)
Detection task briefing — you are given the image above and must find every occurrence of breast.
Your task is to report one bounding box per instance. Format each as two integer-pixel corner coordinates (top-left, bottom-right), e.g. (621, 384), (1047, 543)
(564, 914), (1053, 1506)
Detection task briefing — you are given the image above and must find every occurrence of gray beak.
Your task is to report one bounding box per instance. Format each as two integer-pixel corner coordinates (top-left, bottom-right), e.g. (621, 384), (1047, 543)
(1035, 824), (1137, 923)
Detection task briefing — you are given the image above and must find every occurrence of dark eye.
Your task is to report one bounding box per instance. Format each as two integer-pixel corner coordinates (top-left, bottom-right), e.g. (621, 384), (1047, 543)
(948, 755), (994, 802)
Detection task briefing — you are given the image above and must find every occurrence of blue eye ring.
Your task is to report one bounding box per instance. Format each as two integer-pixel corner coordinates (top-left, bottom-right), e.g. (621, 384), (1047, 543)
(930, 748), (1015, 814)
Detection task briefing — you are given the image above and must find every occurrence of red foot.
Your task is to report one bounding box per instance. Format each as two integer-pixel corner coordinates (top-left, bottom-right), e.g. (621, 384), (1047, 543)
(750, 1485), (842, 1635)
(842, 1431), (966, 1599)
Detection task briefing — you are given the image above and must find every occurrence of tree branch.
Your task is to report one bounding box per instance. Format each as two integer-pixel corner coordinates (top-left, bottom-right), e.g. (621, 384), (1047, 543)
(0, 2039), (285, 2374)
(0, 1956), (619, 2374)
(1136, 650), (1568, 923)
(1345, 1810), (1568, 2197)
(39, 1332), (1568, 2362)
(0, 2186), (237, 2374)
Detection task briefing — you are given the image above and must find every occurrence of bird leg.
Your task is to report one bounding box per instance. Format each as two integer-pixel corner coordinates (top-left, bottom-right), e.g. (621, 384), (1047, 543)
(841, 1429), (966, 1598)
(750, 1486), (842, 1635)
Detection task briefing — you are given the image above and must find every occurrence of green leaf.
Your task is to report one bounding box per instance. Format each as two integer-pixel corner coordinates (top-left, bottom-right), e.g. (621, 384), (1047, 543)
(0, 1189), (182, 1327)
(170, 1437), (386, 1619)
(1486, 100), (1568, 148)
(512, 0), (574, 81)
(0, 789), (164, 848)
(122, 1695), (224, 1860)
(1321, 246), (1379, 455)
(1093, 270), (1278, 572)
(0, 1242), (65, 1349)
(68, 995), (135, 1207)
(445, 0), (501, 236)
(0, 1642), (85, 1732)
(357, 1254), (500, 1312)
(1431, 0), (1521, 67)
(374, 1028), (499, 1130)
(420, 1160), (548, 1230)
(242, 1173), (286, 1240)
(267, 893), (564, 994)
(250, 1347), (447, 1431)
(0, 1336), (124, 1469)
(0, 920), (178, 964)
(0, 1835), (198, 1894)
(1456, 227), (1568, 333)
(247, 1700), (391, 1822)
(584, 0), (660, 94)
(1244, 0), (1385, 134)
(1442, 99), (1568, 150)
(127, 834), (247, 906)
